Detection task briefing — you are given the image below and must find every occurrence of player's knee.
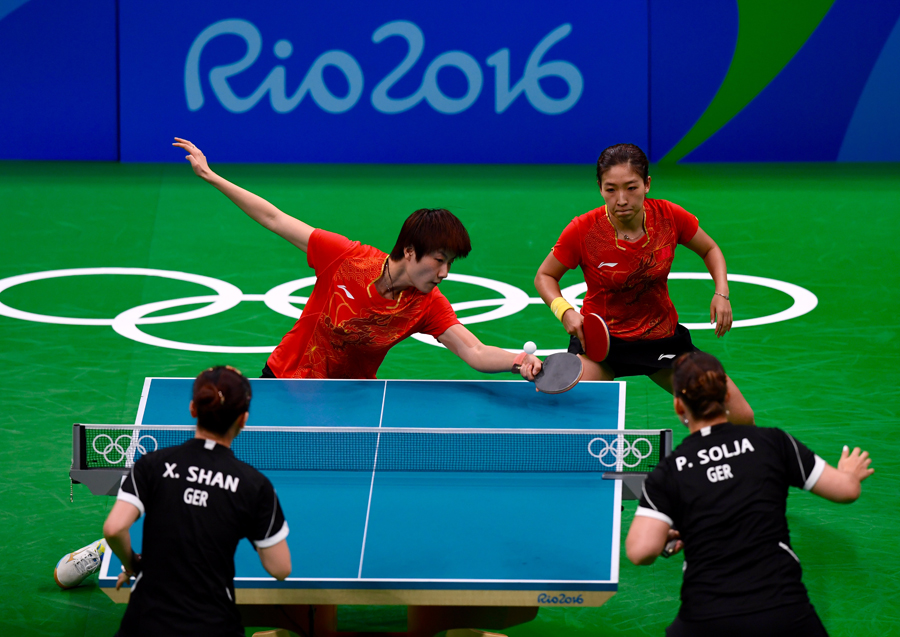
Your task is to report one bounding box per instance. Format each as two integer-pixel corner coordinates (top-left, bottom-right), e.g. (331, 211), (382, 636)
(580, 356), (613, 381)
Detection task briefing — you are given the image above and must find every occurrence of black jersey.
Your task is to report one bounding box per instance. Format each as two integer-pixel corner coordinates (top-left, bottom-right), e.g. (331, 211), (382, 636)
(116, 438), (288, 637)
(637, 423), (825, 621)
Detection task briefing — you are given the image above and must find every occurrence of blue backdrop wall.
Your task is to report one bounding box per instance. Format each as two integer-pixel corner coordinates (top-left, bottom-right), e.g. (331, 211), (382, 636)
(0, 0), (117, 160)
(1, 0), (898, 162)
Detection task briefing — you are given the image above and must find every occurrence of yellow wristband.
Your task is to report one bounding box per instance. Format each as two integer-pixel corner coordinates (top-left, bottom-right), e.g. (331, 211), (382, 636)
(550, 297), (575, 322)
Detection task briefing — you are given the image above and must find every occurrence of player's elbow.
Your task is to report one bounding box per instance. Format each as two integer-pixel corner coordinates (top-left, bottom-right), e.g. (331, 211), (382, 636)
(102, 519), (126, 543)
(533, 269), (558, 296)
(626, 546), (658, 566)
(259, 541), (292, 580)
(828, 481), (861, 504)
(261, 558), (291, 581)
(625, 536), (659, 566)
(269, 561), (291, 581)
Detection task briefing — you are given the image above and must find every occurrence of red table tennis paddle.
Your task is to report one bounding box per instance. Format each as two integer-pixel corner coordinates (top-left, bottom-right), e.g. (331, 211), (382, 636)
(534, 353), (583, 394)
(584, 313), (610, 362)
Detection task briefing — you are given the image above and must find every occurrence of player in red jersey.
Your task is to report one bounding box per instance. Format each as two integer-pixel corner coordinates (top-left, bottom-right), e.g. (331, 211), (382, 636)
(173, 138), (541, 381)
(535, 143), (754, 424)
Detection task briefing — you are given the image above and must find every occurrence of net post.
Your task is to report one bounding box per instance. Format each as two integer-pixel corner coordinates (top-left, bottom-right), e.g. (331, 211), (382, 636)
(661, 429), (673, 457)
(603, 471), (647, 500)
(72, 424), (85, 471)
(70, 424), (128, 495)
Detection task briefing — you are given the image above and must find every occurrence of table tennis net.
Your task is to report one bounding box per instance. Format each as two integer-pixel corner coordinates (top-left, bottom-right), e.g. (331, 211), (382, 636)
(78, 425), (668, 474)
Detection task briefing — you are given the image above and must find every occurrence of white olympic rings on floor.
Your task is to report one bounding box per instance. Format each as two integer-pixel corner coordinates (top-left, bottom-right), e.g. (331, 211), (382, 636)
(588, 436), (653, 468)
(92, 432), (158, 465)
(0, 268), (817, 355)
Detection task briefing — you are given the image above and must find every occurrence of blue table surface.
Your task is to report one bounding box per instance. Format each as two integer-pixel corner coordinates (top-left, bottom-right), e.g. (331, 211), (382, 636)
(101, 379), (625, 593)
(136, 378), (624, 431)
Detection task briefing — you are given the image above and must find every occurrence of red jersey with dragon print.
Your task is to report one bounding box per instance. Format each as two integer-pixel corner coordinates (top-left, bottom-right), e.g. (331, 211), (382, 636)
(552, 199), (699, 341)
(266, 230), (459, 378)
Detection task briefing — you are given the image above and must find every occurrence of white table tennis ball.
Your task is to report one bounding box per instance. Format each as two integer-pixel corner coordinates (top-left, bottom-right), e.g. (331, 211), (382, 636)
(523, 341), (537, 355)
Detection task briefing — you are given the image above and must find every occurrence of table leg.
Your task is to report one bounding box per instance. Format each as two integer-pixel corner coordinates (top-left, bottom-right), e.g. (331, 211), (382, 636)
(242, 603), (337, 637)
(242, 604), (538, 637)
(407, 605), (538, 637)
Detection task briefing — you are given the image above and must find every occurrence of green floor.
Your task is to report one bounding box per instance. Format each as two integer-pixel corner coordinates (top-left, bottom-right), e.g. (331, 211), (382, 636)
(1, 161), (898, 636)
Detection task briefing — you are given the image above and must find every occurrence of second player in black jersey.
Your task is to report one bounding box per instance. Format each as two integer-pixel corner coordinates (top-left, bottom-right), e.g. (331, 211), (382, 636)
(626, 352), (873, 637)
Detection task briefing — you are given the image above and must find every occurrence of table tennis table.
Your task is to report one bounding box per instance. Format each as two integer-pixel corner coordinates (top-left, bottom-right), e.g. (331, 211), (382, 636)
(71, 378), (671, 637)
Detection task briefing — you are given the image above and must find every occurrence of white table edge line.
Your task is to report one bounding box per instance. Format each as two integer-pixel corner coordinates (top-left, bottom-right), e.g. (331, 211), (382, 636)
(230, 577), (617, 584)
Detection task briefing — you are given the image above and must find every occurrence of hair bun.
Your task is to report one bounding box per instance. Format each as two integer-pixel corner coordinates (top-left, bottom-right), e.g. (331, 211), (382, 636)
(194, 383), (221, 411)
(192, 366), (252, 435)
(672, 352), (728, 420)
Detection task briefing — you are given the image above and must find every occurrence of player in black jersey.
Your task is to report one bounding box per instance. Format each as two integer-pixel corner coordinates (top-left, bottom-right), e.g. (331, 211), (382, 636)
(102, 366), (291, 637)
(625, 352), (873, 637)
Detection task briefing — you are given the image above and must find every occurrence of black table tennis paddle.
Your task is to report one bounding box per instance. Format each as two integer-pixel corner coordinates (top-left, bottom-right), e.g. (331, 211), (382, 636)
(533, 353), (583, 394)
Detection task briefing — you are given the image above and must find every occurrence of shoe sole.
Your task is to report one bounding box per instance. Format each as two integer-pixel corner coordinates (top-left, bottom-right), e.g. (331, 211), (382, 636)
(54, 564), (78, 589)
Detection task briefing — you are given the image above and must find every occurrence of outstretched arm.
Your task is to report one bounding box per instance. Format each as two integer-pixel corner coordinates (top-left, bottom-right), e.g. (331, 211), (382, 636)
(811, 446), (874, 503)
(535, 252), (584, 349)
(437, 324), (541, 380)
(173, 138), (315, 252)
(684, 227), (731, 338)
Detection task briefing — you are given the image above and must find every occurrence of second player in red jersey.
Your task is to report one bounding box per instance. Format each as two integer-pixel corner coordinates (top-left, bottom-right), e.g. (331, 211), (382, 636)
(553, 198), (699, 341)
(536, 143), (754, 425)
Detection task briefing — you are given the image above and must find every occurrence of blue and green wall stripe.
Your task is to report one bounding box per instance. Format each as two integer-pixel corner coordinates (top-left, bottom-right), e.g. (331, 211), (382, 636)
(653, 0), (900, 162)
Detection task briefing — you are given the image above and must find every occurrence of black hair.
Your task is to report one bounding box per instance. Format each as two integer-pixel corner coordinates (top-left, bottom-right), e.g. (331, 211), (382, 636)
(389, 208), (472, 261)
(672, 352), (728, 421)
(596, 143), (650, 184)
(192, 366), (252, 434)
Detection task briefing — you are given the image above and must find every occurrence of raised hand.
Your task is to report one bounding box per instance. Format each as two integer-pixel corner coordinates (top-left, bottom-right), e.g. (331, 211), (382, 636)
(173, 137), (214, 181)
(837, 445), (874, 484)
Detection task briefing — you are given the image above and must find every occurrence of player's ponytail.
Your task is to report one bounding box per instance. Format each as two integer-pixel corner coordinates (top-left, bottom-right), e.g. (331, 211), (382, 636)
(192, 366), (252, 434)
(672, 352), (728, 421)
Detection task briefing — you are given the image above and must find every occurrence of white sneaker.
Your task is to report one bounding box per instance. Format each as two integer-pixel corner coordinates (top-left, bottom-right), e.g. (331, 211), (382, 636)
(54, 539), (107, 589)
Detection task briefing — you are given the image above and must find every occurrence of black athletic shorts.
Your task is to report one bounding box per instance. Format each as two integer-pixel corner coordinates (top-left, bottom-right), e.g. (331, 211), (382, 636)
(665, 602), (829, 637)
(260, 364), (276, 378)
(568, 323), (699, 378)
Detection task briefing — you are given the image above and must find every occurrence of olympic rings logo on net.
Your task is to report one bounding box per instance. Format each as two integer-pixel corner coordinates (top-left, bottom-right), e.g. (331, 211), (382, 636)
(92, 432), (159, 465)
(0, 267), (817, 355)
(588, 436), (653, 468)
